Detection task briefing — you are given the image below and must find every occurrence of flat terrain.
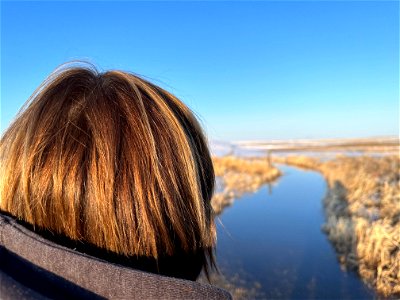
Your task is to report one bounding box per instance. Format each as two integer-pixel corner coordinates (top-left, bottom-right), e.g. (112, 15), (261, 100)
(234, 136), (399, 153)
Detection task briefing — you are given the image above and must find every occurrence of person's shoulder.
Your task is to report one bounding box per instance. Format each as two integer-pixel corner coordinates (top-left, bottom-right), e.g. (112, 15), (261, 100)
(0, 212), (232, 300)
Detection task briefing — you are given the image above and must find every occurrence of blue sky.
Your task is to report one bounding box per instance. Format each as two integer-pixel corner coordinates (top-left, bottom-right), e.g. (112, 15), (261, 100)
(1, 1), (398, 141)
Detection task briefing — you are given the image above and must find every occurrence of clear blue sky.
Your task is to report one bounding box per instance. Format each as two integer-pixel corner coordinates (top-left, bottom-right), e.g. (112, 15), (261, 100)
(1, 1), (399, 141)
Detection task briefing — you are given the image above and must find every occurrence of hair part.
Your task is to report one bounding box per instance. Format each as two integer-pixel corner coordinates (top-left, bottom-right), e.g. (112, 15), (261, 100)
(0, 62), (216, 275)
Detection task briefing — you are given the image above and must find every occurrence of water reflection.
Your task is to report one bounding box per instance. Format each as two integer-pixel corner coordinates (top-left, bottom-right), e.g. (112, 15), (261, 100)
(210, 165), (375, 299)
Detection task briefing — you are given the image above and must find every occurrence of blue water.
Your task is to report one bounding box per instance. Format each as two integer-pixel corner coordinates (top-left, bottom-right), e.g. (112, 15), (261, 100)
(216, 165), (375, 299)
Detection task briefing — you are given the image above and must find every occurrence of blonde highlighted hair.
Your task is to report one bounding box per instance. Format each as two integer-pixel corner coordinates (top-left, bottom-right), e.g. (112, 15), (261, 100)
(0, 63), (216, 274)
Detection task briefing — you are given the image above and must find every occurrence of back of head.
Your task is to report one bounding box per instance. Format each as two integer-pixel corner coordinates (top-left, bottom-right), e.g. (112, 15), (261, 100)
(0, 62), (216, 279)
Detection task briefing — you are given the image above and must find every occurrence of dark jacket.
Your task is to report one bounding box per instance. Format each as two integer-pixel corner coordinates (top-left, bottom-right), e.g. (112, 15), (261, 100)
(0, 213), (231, 300)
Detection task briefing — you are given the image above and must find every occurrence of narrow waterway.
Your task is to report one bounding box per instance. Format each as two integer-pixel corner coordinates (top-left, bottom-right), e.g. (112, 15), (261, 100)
(215, 165), (375, 299)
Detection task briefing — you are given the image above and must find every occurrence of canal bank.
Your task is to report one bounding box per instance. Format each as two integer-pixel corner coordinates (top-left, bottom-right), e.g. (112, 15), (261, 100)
(208, 165), (375, 299)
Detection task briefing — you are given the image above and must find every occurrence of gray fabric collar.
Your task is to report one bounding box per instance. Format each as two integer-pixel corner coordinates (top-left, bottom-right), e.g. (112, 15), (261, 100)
(0, 213), (231, 300)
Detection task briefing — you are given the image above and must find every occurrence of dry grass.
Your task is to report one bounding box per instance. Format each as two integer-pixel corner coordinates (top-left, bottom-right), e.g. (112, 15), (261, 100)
(279, 154), (400, 297)
(211, 156), (281, 215)
(210, 152), (399, 296)
(320, 156), (400, 297)
(272, 155), (321, 170)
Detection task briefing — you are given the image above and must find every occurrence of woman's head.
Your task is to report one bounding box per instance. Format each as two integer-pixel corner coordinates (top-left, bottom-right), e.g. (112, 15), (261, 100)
(0, 62), (216, 277)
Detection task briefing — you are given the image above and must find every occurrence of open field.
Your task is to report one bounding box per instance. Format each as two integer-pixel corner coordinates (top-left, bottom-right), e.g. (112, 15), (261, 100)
(235, 136), (399, 154)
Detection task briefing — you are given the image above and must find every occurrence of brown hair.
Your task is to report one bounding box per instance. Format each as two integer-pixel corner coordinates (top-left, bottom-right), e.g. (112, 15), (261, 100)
(0, 62), (216, 276)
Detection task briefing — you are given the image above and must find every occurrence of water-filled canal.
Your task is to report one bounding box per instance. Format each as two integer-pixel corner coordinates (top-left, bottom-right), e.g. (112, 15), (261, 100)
(215, 165), (375, 299)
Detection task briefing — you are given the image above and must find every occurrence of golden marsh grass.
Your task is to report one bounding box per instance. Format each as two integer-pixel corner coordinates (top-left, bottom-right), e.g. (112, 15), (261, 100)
(211, 156), (281, 215)
(277, 154), (400, 297)
(209, 137), (399, 297)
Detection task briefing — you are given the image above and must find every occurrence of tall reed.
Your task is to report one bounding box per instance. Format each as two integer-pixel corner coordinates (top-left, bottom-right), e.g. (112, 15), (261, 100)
(211, 156), (281, 214)
(277, 154), (400, 296)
